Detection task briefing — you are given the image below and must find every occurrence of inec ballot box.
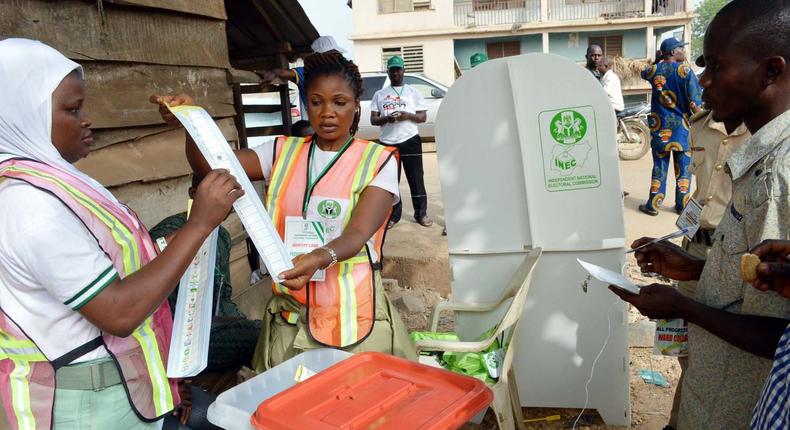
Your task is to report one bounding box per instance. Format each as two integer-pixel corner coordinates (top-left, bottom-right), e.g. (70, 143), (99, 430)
(436, 53), (630, 425)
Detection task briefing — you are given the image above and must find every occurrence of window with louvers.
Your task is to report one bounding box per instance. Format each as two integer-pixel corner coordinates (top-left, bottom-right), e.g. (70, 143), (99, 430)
(382, 46), (425, 73)
(486, 41), (521, 59)
(378, 0), (413, 13)
(588, 35), (623, 57)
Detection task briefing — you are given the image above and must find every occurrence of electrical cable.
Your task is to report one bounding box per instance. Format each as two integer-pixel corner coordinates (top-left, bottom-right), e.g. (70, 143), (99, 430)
(572, 300), (618, 430)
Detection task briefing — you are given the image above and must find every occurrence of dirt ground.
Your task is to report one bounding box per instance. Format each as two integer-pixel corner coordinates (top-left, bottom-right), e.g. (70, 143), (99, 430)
(384, 151), (689, 429)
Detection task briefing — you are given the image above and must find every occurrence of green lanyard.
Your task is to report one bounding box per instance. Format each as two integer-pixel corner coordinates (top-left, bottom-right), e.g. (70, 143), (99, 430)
(301, 135), (354, 218)
(392, 86), (404, 98)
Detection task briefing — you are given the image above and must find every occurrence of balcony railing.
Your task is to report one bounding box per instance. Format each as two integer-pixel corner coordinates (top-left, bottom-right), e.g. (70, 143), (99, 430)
(454, 0), (686, 27)
(454, 0), (540, 26)
(548, 0), (645, 21)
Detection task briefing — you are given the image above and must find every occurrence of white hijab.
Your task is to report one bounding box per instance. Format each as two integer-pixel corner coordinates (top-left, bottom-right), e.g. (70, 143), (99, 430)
(0, 38), (122, 205)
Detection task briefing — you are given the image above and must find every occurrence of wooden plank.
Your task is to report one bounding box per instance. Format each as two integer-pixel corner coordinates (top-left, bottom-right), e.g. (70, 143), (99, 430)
(91, 118), (237, 152)
(105, 0), (227, 20)
(82, 62), (235, 129)
(109, 175), (192, 228)
(90, 124), (174, 151)
(227, 68), (263, 85)
(0, 0), (229, 68)
(246, 126), (284, 137)
(230, 43), (293, 61)
(76, 118), (238, 187)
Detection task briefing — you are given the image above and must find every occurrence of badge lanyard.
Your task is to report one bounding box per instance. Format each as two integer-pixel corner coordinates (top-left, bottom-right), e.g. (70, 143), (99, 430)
(392, 86), (404, 98)
(301, 135), (354, 218)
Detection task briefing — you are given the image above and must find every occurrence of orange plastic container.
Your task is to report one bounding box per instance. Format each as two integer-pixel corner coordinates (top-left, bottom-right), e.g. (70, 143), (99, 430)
(251, 352), (493, 430)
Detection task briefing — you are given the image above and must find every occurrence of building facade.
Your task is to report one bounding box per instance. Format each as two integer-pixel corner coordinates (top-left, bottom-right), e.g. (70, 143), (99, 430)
(352, 0), (693, 100)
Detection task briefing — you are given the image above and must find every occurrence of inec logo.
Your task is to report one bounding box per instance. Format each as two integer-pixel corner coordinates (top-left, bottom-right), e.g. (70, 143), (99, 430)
(317, 199), (341, 219)
(550, 110), (587, 144)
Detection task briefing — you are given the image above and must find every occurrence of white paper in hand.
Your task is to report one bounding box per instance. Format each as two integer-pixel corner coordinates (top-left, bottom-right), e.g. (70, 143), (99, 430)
(167, 105), (293, 281)
(577, 259), (640, 295)
(167, 228), (218, 378)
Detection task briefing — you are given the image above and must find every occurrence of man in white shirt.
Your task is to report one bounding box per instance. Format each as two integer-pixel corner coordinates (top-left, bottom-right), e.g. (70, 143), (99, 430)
(370, 56), (433, 229)
(599, 56), (625, 113)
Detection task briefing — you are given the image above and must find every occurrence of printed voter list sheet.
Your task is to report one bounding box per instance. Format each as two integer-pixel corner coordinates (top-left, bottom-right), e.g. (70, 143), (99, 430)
(167, 227), (218, 378)
(167, 105), (293, 282)
(577, 259), (641, 295)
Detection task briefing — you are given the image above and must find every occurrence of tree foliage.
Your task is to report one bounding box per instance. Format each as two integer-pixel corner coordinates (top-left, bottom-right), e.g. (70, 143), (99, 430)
(692, 0), (732, 58)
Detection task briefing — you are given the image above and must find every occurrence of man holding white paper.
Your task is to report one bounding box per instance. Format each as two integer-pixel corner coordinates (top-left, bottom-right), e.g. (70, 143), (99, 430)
(609, 2), (789, 427)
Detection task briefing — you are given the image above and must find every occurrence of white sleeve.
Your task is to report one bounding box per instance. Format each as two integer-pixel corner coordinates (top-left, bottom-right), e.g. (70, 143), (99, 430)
(611, 74), (624, 111)
(412, 87), (427, 111)
(251, 139), (276, 182)
(0, 184), (117, 310)
(370, 90), (381, 113)
(368, 155), (400, 205)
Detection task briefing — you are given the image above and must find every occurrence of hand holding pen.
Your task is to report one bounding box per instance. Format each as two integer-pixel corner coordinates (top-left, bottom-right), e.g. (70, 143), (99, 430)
(630, 235), (706, 282)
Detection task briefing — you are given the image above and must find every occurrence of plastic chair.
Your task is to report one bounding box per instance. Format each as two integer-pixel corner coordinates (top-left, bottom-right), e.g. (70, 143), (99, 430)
(414, 247), (542, 430)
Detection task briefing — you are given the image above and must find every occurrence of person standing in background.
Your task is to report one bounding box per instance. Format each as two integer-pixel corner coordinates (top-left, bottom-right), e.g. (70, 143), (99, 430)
(639, 37), (703, 216)
(371, 56), (433, 229)
(586, 44), (604, 80)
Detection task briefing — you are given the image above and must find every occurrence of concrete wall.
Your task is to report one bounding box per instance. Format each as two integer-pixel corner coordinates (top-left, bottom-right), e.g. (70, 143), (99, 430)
(352, 0), (454, 36)
(355, 36), (456, 86)
(548, 28), (647, 61)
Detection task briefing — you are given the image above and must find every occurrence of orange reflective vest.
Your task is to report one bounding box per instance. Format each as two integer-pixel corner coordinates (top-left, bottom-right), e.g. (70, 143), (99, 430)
(0, 157), (178, 429)
(266, 136), (396, 348)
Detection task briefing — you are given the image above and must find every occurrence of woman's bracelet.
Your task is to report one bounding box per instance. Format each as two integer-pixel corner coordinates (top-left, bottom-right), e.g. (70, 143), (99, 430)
(318, 246), (338, 269)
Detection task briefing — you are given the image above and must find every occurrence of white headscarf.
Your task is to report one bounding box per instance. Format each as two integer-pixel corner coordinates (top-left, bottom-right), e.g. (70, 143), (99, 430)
(0, 38), (121, 204)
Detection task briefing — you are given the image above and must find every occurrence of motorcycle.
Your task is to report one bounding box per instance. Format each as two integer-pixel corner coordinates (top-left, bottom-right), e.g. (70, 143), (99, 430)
(617, 102), (651, 161)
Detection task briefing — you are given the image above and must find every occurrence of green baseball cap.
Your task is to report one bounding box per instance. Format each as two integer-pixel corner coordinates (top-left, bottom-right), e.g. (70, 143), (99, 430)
(387, 56), (405, 69)
(470, 52), (488, 68)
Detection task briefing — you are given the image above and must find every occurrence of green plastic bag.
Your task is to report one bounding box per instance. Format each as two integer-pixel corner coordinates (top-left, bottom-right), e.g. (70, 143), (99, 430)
(410, 328), (502, 384)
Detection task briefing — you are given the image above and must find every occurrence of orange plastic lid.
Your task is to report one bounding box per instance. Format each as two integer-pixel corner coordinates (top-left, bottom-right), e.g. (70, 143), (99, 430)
(251, 352), (493, 430)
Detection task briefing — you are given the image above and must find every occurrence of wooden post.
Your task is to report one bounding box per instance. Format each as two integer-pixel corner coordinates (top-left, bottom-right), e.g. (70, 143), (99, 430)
(277, 54), (294, 136)
(232, 83), (249, 149)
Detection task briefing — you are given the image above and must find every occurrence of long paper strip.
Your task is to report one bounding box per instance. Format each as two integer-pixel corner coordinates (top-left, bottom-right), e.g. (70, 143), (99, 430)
(167, 105), (293, 281)
(167, 228), (217, 378)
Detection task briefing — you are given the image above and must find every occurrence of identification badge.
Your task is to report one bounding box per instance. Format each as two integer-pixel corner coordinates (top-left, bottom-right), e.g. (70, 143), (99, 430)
(675, 198), (702, 240)
(285, 216), (326, 282)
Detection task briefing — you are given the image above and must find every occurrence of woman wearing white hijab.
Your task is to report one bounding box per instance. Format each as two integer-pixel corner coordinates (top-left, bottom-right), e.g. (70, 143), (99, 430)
(0, 38), (242, 429)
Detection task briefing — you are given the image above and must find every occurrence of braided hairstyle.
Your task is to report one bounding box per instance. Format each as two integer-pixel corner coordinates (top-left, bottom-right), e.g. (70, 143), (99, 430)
(303, 52), (364, 135)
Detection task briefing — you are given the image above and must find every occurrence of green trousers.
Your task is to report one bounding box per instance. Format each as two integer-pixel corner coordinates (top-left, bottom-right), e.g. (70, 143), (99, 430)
(54, 360), (159, 430)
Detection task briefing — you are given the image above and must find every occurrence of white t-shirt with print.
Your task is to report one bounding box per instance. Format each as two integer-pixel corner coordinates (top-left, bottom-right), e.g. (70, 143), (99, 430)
(252, 140), (399, 262)
(0, 180), (118, 362)
(370, 85), (427, 144)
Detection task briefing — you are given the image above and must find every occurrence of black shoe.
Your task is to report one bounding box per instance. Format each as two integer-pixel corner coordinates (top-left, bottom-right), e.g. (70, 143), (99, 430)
(623, 191), (630, 197)
(441, 227), (447, 236)
(387, 220), (397, 230)
(416, 216), (434, 227)
(639, 204), (659, 216)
